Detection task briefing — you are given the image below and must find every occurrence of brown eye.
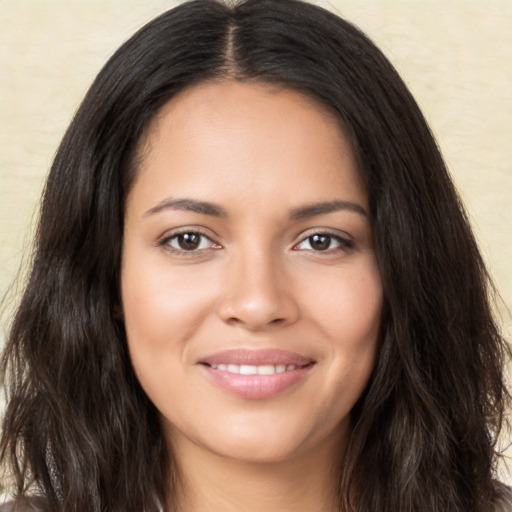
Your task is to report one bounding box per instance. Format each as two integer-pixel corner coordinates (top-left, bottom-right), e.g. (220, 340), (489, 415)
(176, 233), (201, 250)
(164, 232), (215, 252)
(294, 232), (354, 253)
(309, 234), (331, 251)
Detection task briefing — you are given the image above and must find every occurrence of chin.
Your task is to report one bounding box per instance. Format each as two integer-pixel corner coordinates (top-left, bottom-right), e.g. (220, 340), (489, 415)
(213, 435), (304, 464)
(166, 410), (347, 467)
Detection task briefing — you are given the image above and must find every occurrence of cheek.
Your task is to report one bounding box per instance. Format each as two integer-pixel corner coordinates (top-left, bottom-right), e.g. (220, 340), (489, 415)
(120, 255), (220, 418)
(121, 254), (214, 341)
(303, 260), (382, 404)
(306, 260), (382, 344)
(120, 248), (221, 393)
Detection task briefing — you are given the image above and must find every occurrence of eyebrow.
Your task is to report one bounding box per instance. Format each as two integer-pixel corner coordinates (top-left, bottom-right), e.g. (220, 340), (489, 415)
(144, 197), (368, 219)
(145, 198), (228, 217)
(289, 200), (368, 220)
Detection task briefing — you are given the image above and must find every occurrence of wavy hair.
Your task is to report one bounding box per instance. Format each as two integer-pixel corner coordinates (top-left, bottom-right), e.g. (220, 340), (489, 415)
(1, 1), (510, 511)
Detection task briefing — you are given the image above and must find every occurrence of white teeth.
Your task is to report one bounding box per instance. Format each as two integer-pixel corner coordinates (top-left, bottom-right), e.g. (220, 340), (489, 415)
(209, 364), (298, 374)
(257, 365), (276, 375)
(240, 365), (257, 375)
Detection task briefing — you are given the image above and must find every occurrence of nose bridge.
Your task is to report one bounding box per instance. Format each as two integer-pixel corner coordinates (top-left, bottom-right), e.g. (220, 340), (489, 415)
(218, 240), (298, 329)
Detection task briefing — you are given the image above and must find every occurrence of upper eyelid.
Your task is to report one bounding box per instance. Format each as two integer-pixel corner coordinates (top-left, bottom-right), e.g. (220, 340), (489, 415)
(294, 227), (353, 242)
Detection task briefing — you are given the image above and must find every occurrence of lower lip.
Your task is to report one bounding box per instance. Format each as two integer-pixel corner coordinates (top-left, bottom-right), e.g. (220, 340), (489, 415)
(200, 364), (313, 399)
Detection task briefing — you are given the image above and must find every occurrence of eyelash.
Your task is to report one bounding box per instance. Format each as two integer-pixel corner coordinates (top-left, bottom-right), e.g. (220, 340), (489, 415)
(158, 229), (354, 255)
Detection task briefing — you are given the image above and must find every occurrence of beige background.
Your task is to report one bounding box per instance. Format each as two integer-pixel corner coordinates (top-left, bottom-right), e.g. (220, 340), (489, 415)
(0, 0), (511, 483)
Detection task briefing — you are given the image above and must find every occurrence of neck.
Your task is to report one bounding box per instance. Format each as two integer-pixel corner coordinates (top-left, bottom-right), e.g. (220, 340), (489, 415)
(167, 429), (345, 512)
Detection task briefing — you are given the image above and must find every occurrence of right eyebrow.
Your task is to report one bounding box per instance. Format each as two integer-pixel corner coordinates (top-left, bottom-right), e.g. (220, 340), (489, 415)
(289, 199), (368, 220)
(144, 198), (228, 217)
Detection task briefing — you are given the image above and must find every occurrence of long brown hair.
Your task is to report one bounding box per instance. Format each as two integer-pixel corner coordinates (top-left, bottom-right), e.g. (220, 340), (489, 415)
(1, 1), (510, 511)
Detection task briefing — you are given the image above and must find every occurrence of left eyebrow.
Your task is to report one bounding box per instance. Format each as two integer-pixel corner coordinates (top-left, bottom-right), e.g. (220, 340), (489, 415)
(144, 198), (228, 217)
(289, 200), (368, 220)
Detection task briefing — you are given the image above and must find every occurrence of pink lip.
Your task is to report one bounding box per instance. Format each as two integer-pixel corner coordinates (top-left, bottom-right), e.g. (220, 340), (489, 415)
(199, 349), (315, 399)
(200, 349), (313, 367)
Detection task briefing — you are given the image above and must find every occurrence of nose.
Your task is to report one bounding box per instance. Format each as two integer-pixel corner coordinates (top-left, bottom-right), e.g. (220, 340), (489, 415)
(217, 248), (300, 331)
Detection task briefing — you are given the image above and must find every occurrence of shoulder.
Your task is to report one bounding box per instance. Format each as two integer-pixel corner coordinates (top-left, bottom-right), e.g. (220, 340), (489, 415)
(495, 482), (512, 512)
(0, 497), (49, 512)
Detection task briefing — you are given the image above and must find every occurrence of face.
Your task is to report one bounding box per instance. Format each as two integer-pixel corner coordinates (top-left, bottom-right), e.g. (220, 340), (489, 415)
(121, 81), (382, 466)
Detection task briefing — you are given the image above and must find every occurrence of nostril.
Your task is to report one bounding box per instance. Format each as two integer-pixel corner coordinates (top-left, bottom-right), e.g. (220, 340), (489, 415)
(217, 289), (300, 330)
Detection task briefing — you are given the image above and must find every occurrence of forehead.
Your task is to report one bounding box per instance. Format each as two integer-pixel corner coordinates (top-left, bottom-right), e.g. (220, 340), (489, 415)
(140, 80), (345, 152)
(128, 80), (367, 214)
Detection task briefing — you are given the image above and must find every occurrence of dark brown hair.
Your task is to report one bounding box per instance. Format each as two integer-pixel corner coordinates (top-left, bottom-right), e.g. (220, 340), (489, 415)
(1, 1), (510, 511)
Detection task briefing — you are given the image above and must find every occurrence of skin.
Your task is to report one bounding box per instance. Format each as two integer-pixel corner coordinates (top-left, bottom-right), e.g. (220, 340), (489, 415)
(121, 81), (382, 511)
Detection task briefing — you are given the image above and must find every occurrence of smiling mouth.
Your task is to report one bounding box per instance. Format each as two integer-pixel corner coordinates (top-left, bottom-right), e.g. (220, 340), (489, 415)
(199, 349), (315, 399)
(205, 363), (308, 375)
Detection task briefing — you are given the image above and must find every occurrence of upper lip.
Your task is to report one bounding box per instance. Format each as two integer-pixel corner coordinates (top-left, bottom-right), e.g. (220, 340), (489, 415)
(199, 349), (314, 367)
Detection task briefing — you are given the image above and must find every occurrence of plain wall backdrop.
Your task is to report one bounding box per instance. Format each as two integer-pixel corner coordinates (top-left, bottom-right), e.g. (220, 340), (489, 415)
(0, 0), (511, 483)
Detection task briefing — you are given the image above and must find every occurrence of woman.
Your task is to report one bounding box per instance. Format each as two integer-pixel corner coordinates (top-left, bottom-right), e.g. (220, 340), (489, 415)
(1, 0), (510, 510)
